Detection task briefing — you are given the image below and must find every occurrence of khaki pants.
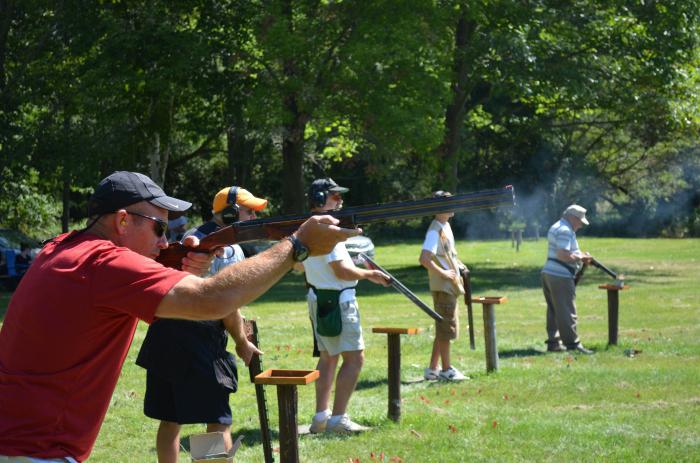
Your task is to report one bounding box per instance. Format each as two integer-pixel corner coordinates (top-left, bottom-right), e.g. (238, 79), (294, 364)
(542, 273), (580, 348)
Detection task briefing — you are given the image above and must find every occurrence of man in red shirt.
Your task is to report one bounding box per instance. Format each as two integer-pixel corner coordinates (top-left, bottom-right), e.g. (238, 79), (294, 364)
(0, 171), (356, 462)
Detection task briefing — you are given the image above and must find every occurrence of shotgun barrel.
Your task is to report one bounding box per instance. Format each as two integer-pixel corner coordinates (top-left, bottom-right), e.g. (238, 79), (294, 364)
(359, 253), (444, 323)
(157, 186), (515, 269)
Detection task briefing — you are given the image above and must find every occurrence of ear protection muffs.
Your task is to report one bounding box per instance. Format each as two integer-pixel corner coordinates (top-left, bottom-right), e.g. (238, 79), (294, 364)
(310, 186), (327, 209)
(219, 186), (240, 225)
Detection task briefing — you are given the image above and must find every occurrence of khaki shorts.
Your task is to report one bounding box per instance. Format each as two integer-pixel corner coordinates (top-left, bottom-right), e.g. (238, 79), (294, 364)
(308, 290), (364, 356)
(433, 291), (459, 341)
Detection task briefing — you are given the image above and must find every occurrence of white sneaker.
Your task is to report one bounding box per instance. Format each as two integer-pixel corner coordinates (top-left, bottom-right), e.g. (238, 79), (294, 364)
(438, 367), (468, 381)
(423, 367), (440, 380)
(309, 413), (329, 433)
(325, 414), (371, 434)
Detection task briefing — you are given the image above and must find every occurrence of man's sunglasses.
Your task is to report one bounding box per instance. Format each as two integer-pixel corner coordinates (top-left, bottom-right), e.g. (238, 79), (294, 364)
(125, 211), (168, 238)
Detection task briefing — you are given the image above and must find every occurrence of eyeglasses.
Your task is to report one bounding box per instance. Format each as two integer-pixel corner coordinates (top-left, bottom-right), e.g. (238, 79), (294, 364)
(125, 211), (168, 238)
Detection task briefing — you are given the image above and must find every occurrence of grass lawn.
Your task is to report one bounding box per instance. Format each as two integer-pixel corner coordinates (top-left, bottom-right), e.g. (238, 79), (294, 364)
(2, 237), (699, 462)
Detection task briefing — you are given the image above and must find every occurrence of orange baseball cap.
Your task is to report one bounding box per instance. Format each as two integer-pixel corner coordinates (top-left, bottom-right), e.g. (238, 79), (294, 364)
(212, 187), (268, 214)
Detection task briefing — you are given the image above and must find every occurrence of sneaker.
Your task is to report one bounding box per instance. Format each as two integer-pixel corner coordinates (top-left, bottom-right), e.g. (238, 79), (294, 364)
(309, 414), (329, 434)
(423, 367), (440, 380)
(325, 414), (371, 434)
(547, 343), (566, 352)
(567, 344), (594, 355)
(438, 367), (468, 381)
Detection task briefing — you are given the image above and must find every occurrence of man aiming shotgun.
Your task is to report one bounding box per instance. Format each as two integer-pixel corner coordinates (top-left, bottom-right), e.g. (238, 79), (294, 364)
(0, 171), (353, 462)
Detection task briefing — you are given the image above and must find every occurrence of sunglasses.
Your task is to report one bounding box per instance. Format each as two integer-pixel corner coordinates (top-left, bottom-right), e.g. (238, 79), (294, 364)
(125, 211), (168, 238)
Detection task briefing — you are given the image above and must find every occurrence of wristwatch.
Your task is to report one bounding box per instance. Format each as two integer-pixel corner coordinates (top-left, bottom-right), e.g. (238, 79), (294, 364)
(286, 235), (309, 262)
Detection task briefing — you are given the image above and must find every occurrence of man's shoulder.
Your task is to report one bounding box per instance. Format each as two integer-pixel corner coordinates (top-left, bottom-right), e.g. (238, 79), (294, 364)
(550, 219), (573, 235)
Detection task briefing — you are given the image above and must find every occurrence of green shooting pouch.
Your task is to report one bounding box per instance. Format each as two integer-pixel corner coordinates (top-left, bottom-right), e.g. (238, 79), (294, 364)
(314, 288), (342, 337)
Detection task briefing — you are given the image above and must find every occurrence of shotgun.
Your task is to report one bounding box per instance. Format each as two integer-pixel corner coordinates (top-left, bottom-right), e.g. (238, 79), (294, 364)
(157, 186), (515, 269)
(460, 267), (476, 350)
(358, 253), (444, 322)
(243, 319), (274, 463)
(575, 257), (624, 288)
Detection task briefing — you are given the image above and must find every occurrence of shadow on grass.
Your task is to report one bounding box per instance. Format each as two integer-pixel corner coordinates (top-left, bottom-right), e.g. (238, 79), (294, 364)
(0, 263), (677, 323)
(499, 348), (546, 359)
(253, 263), (674, 306)
(255, 263), (548, 305)
(355, 377), (387, 392)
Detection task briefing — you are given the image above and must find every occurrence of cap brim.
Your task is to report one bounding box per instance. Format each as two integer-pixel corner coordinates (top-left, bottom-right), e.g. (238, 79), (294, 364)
(328, 186), (349, 193)
(150, 195), (192, 212)
(581, 217), (589, 225)
(239, 197), (268, 211)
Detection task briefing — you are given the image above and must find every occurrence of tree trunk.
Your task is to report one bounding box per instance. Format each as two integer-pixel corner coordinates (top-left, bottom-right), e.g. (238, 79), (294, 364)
(225, 100), (254, 187)
(279, 0), (309, 214)
(436, 11), (477, 192)
(281, 94), (308, 213)
(149, 131), (162, 185)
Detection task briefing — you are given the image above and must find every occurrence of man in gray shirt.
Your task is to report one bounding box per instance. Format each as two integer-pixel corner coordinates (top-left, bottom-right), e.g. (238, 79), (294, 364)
(541, 204), (594, 354)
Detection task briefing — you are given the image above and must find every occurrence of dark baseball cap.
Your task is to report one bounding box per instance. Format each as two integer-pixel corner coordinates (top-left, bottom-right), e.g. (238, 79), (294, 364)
(310, 177), (349, 195)
(88, 171), (192, 216)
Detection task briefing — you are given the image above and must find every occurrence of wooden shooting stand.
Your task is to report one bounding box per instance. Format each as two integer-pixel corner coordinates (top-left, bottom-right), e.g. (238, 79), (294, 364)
(470, 296), (508, 373)
(598, 284), (630, 345)
(255, 369), (319, 463)
(372, 327), (421, 422)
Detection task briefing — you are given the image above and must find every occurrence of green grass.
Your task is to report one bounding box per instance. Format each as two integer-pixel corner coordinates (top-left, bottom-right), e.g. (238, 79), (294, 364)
(2, 238), (699, 462)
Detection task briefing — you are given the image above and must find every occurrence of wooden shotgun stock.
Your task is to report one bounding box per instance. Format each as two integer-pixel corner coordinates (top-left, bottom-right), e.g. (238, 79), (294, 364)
(243, 319), (274, 463)
(157, 186), (515, 269)
(461, 268), (476, 350)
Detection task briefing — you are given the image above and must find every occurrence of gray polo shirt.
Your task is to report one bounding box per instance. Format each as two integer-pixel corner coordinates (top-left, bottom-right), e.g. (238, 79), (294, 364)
(542, 218), (582, 279)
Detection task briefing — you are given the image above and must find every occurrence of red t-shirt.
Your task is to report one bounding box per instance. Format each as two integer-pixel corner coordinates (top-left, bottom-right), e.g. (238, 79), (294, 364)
(0, 232), (187, 461)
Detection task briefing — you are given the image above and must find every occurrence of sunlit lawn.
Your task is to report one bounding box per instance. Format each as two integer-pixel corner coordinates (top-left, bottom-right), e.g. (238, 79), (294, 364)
(2, 237), (699, 462)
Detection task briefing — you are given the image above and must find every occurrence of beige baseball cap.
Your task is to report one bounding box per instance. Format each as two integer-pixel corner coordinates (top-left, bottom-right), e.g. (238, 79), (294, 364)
(563, 204), (589, 226)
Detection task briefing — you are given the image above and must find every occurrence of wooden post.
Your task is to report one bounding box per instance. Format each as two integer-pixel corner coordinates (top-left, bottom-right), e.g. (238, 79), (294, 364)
(255, 369), (320, 463)
(598, 284), (629, 345)
(470, 297), (508, 373)
(277, 385), (298, 462)
(372, 327), (420, 422)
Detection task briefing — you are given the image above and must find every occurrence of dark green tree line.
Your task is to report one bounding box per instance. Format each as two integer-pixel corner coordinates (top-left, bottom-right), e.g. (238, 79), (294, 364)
(1, 0), (699, 238)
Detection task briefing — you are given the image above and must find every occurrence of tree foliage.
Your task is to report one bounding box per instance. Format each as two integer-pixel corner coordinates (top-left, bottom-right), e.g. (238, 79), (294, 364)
(1, 0), (699, 238)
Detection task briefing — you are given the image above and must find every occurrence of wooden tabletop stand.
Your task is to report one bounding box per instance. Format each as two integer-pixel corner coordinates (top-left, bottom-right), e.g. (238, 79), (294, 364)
(598, 284), (630, 345)
(372, 327), (421, 422)
(470, 296), (508, 373)
(255, 369), (320, 463)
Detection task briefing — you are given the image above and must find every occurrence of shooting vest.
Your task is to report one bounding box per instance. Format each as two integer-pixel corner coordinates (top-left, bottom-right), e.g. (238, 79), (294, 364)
(427, 221), (465, 296)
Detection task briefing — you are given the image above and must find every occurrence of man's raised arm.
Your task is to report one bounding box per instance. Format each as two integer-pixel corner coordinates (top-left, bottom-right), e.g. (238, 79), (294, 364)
(155, 215), (360, 320)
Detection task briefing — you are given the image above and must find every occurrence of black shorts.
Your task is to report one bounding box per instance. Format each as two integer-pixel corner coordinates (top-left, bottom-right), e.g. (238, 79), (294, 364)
(143, 370), (233, 425)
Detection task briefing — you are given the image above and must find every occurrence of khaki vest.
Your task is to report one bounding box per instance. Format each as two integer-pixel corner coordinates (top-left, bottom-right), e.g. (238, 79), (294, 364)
(427, 221), (465, 295)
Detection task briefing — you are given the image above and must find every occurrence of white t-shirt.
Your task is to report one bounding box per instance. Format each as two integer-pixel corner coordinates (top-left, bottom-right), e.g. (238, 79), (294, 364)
(302, 242), (357, 292)
(422, 220), (455, 270)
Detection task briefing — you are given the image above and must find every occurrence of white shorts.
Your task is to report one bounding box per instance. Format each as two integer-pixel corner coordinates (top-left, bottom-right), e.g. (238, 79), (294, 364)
(307, 288), (364, 356)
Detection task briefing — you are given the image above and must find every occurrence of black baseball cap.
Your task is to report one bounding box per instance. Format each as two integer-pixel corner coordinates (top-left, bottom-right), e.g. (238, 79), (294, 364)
(88, 171), (192, 216)
(310, 177), (349, 195)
